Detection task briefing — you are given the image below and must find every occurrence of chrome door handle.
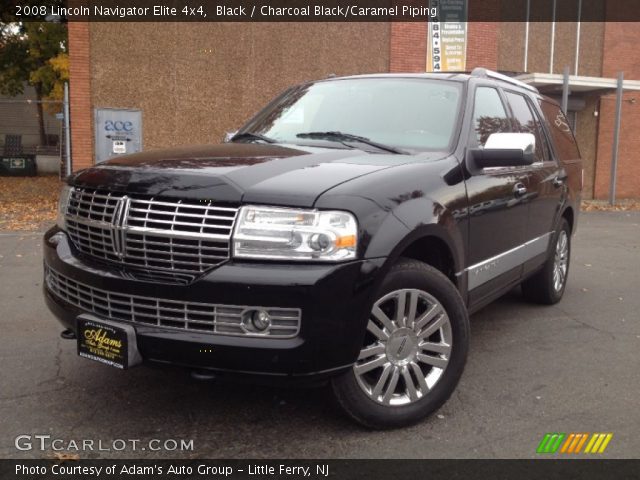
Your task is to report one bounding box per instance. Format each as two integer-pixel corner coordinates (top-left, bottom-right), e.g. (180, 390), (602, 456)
(514, 183), (527, 197)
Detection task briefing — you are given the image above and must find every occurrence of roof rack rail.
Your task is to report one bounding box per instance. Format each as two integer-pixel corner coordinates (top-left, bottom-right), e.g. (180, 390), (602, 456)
(471, 67), (538, 93)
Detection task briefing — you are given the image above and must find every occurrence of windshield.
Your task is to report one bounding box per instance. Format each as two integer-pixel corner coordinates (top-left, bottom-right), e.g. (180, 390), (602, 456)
(239, 78), (463, 151)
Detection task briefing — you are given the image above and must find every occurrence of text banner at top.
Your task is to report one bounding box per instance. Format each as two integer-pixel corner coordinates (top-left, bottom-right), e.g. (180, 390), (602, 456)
(5, 0), (640, 22)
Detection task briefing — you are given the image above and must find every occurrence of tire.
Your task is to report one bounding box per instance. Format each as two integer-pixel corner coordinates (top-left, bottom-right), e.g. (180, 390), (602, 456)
(331, 258), (470, 429)
(521, 218), (571, 305)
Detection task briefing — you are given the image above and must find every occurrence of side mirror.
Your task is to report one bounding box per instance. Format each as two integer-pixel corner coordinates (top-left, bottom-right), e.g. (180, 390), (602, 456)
(223, 131), (237, 143)
(471, 133), (535, 168)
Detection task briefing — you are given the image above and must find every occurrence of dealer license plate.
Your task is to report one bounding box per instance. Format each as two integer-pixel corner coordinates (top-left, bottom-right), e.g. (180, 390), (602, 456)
(76, 314), (141, 369)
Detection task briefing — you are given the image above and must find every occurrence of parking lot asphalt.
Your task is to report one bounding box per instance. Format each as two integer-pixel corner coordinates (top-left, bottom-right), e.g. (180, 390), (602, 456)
(1, 211), (639, 459)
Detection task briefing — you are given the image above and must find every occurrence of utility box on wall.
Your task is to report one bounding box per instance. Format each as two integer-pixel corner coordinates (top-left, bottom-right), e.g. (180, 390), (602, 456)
(94, 108), (142, 163)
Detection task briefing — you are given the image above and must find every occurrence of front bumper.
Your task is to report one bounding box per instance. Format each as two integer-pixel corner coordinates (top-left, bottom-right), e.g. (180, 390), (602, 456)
(43, 227), (385, 380)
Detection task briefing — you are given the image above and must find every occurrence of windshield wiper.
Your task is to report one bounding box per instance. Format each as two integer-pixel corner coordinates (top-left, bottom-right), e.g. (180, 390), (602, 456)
(296, 131), (408, 154)
(230, 132), (276, 144)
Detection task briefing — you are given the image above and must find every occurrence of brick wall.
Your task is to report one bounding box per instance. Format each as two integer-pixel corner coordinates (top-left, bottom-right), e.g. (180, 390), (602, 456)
(389, 23), (427, 72)
(88, 23), (390, 154)
(594, 93), (640, 200)
(67, 22), (92, 172)
(466, 0), (498, 71)
(601, 24), (640, 79)
(466, 22), (498, 71)
(389, 20), (498, 74)
(593, 21), (640, 199)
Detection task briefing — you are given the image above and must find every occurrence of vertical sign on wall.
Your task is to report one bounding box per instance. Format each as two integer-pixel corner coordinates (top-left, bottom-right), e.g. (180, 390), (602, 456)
(427, 0), (468, 72)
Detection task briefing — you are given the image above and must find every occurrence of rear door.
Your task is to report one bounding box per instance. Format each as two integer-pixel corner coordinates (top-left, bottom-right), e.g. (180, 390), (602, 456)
(503, 91), (564, 273)
(539, 99), (583, 215)
(464, 85), (531, 304)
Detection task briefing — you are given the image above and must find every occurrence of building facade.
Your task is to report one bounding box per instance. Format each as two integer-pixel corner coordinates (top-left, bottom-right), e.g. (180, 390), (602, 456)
(0, 85), (61, 155)
(68, 11), (640, 199)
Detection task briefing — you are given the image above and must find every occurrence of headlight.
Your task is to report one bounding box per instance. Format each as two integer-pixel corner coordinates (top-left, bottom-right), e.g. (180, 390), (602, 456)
(233, 205), (357, 261)
(56, 184), (72, 230)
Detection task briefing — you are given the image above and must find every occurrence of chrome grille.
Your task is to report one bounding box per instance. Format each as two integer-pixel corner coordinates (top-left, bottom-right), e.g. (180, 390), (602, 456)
(127, 197), (236, 237)
(64, 187), (238, 283)
(45, 266), (301, 337)
(65, 189), (121, 263)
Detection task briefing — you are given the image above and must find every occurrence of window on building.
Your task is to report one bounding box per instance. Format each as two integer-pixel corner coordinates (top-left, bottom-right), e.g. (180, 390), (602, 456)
(471, 87), (510, 146)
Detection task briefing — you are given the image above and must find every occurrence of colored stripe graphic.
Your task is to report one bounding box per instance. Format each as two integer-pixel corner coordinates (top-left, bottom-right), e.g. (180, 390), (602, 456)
(560, 433), (589, 453)
(537, 433), (566, 454)
(585, 433), (613, 454)
(538, 433), (613, 454)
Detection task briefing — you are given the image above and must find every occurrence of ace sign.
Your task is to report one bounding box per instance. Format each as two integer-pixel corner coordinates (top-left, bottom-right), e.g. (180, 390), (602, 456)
(95, 108), (142, 162)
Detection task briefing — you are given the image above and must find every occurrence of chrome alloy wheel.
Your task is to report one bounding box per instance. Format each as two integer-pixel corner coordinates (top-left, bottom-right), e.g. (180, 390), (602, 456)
(354, 289), (453, 406)
(553, 230), (569, 292)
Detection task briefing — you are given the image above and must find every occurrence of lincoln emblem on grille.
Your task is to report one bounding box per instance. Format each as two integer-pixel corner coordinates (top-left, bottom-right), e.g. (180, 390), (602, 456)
(110, 196), (130, 259)
(65, 188), (235, 282)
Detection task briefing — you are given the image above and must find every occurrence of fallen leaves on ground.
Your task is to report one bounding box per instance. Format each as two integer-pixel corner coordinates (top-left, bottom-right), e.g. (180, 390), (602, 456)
(0, 176), (62, 231)
(581, 199), (640, 212)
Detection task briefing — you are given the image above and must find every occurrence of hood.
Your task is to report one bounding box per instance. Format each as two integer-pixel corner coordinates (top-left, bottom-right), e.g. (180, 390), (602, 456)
(71, 143), (434, 207)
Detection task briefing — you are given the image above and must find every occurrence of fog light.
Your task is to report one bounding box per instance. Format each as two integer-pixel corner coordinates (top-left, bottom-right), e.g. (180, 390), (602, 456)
(251, 310), (271, 331)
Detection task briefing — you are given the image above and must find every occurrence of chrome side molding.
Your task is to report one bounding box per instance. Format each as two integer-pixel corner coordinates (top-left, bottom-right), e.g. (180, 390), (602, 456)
(459, 232), (554, 290)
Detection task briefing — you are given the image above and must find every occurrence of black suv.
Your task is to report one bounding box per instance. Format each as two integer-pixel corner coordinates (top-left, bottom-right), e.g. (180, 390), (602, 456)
(44, 69), (582, 428)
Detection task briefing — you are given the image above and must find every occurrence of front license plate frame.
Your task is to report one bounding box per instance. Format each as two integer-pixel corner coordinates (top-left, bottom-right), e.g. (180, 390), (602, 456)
(76, 314), (142, 369)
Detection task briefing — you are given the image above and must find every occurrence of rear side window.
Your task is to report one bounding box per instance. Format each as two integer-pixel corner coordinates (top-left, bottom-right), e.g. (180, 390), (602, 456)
(504, 91), (548, 163)
(471, 87), (510, 146)
(539, 100), (581, 160)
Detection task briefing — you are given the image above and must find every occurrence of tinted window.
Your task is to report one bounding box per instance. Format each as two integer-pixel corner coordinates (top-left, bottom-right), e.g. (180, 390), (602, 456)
(240, 79), (462, 150)
(471, 87), (510, 146)
(539, 100), (581, 160)
(505, 91), (547, 163)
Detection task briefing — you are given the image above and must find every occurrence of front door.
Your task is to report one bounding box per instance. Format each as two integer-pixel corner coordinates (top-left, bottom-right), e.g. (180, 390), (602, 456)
(463, 86), (532, 306)
(503, 91), (564, 274)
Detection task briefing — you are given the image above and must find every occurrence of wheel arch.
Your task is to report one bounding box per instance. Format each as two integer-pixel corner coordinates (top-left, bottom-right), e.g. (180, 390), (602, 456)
(383, 225), (463, 290)
(561, 205), (575, 233)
